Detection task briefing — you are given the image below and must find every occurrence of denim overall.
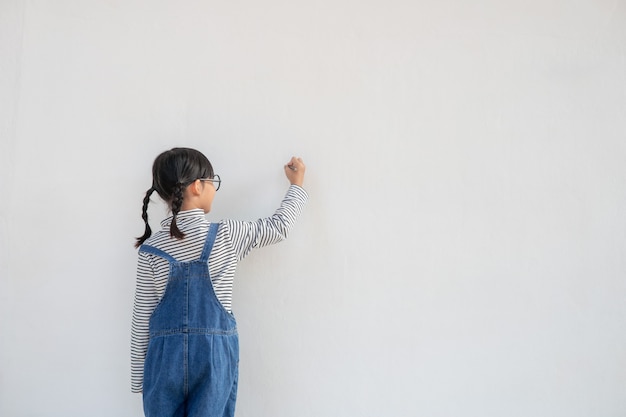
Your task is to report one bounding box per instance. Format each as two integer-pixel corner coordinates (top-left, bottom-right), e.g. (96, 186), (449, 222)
(139, 224), (239, 417)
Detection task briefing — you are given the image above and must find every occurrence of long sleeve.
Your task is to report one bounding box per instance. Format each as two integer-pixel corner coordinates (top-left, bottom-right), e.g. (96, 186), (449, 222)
(225, 185), (308, 261)
(130, 252), (160, 393)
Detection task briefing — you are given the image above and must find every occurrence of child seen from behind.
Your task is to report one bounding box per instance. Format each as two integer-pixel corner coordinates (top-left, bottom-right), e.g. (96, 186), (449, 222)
(131, 147), (307, 417)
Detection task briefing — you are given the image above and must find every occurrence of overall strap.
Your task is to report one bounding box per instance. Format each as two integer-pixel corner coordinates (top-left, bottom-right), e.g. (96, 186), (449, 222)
(138, 244), (178, 263)
(199, 223), (220, 262)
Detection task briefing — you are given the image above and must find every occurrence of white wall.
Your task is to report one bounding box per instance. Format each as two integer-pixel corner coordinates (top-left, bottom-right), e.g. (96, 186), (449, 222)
(2, 1), (626, 416)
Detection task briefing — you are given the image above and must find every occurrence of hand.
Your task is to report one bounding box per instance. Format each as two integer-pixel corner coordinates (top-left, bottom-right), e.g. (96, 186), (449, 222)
(284, 157), (305, 187)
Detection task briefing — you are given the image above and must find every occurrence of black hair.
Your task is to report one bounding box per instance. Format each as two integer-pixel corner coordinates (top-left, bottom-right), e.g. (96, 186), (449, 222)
(135, 147), (214, 248)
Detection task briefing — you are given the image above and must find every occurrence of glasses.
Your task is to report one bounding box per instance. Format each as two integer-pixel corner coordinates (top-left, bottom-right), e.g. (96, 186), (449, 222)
(199, 174), (221, 191)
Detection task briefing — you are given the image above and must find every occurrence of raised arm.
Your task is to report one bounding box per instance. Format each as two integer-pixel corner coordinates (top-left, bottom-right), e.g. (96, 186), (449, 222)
(226, 157), (307, 261)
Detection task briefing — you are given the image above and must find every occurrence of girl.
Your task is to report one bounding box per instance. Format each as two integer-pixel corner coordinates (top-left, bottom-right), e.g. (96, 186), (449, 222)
(131, 147), (307, 417)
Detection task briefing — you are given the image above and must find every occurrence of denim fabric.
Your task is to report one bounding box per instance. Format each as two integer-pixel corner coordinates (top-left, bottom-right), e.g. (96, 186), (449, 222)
(139, 224), (239, 417)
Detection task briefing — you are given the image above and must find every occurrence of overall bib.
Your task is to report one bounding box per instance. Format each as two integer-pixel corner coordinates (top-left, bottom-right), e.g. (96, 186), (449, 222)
(139, 224), (239, 417)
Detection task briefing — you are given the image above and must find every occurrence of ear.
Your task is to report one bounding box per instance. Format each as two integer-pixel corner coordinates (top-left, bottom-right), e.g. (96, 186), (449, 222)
(188, 179), (203, 196)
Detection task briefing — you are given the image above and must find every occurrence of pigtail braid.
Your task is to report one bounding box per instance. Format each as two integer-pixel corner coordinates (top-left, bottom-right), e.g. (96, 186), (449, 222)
(169, 182), (186, 239)
(135, 187), (155, 248)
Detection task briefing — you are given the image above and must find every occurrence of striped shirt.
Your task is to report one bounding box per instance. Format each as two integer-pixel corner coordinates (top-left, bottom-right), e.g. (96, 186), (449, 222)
(131, 185), (308, 393)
